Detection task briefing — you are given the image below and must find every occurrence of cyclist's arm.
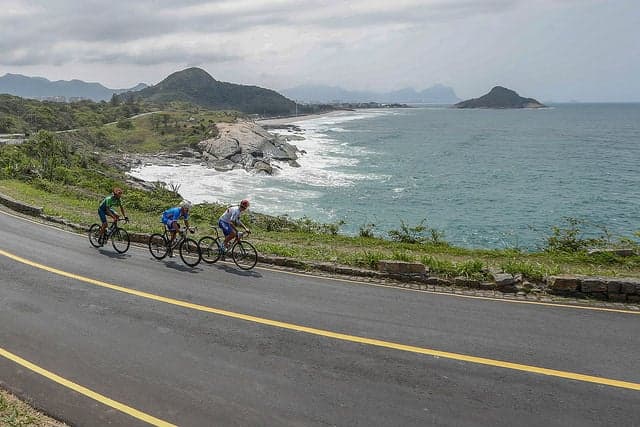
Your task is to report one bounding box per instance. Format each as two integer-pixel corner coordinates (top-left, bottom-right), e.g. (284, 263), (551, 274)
(234, 219), (249, 232)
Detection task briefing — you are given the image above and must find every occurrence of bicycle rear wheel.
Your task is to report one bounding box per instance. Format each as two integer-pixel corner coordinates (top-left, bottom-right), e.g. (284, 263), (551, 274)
(179, 238), (201, 267)
(198, 236), (222, 264)
(88, 224), (102, 248)
(148, 233), (169, 260)
(111, 228), (130, 253)
(231, 241), (258, 270)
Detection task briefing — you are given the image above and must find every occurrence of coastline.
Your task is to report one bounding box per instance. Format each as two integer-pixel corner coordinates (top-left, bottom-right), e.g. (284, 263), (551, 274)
(255, 110), (351, 126)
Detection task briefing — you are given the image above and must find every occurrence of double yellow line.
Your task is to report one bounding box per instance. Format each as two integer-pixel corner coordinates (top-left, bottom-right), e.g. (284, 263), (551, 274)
(1, 248), (639, 425)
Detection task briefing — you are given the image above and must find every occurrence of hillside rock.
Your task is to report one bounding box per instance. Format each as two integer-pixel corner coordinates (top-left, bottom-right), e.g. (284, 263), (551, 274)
(198, 121), (300, 174)
(454, 86), (545, 109)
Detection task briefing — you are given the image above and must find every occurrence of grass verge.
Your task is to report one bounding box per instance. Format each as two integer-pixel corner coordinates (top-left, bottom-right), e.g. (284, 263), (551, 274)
(0, 388), (66, 427)
(1, 179), (639, 281)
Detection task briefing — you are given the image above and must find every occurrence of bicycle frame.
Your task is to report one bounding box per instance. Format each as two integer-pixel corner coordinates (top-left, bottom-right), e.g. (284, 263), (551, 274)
(89, 218), (130, 253)
(162, 225), (195, 246)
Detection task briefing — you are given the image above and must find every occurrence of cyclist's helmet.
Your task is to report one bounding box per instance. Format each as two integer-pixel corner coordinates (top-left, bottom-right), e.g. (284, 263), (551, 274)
(240, 199), (250, 209)
(113, 187), (123, 197)
(180, 200), (192, 211)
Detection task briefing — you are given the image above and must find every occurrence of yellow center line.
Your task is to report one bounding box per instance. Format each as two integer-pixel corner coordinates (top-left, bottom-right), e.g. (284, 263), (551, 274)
(1, 248), (640, 392)
(0, 347), (176, 427)
(2, 208), (639, 316)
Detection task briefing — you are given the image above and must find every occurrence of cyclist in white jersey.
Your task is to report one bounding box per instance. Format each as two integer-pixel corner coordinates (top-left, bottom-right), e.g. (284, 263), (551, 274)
(219, 199), (251, 251)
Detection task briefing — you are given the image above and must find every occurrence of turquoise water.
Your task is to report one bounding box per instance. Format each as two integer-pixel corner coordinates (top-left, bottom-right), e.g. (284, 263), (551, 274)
(131, 104), (640, 250)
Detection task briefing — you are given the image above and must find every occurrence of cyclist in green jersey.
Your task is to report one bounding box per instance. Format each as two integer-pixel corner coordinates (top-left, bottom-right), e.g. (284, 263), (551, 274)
(98, 187), (127, 243)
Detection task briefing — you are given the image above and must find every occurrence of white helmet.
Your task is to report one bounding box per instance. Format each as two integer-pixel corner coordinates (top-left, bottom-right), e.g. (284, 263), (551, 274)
(180, 200), (192, 210)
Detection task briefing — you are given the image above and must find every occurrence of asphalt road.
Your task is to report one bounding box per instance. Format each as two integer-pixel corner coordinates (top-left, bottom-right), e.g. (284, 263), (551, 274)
(0, 209), (638, 426)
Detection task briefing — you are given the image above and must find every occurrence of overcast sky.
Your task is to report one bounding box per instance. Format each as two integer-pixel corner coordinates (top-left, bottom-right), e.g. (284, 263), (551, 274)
(1, 0), (638, 101)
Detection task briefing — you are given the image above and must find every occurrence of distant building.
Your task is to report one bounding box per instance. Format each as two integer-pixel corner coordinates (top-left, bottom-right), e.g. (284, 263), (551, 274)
(40, 96), (67, 103)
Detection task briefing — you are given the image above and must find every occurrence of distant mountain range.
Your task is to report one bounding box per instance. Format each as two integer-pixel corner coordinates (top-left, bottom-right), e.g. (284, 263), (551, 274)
(125, 67), (297, 115)
(1, 68), (455, 115)
(281, 84), (460, 104)
(0, 73), (147, 102)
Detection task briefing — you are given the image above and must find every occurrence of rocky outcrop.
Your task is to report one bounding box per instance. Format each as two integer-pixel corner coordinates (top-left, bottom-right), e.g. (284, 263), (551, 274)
(454, 86), (545, 109)
(198, 121), (300, 174)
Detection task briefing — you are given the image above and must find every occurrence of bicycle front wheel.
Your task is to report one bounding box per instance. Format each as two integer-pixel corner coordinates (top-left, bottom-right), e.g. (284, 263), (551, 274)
(148, 233), (168, 260)
(179, 238), (201, 267)
(198, 236), (222, 264)
(232, 241), (258, 270)
(88, 224), (102, 248)
(111, 228), (130, 253)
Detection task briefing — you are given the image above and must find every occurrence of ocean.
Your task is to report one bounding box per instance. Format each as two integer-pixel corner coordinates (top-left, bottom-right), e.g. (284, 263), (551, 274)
(129, 104), (640, 250)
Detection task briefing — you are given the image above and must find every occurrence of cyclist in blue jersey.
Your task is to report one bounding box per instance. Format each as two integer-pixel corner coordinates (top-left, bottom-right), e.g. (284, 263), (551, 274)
(98, 187), (127, 243)
(219, 199), (251, 252)
(162, 200), (193, 251)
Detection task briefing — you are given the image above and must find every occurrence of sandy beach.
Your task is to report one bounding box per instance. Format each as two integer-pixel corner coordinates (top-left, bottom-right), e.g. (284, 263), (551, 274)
(254, 110), (351, 126)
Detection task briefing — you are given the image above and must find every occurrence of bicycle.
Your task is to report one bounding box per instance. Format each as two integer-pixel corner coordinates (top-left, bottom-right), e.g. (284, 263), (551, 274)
(148, 226), (201, 267)
(88, 217), (130, 254)
(198, 227), (258, 270)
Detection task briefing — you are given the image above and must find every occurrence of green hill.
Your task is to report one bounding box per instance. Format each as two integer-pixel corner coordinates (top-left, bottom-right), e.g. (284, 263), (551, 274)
(0, 94), (147, 134)
(454, 86), (545, 109)
(128, 68), (297, 116)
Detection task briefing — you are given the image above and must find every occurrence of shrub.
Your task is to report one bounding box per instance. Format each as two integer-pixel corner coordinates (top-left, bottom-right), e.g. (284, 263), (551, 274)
(359, 223), (376, 238)
(421, 256), (458, 277)
(116, 119), (133, 129)
(457, 259), (485, 278)
(359, 250), (384, 269)
(545, 217), (609, 253)
(500, 260), (555, 282)
(421, 256), (487, 280)
(391, 251), (414, 262)
(388, 218), (446, 245)
(257, 215), (294, 232)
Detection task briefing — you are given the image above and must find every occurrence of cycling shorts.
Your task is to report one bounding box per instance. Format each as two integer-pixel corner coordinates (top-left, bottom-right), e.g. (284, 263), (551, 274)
(162, 217), (179, 230)
(219, 220), (234, 237)
(98, 204), (115, 224)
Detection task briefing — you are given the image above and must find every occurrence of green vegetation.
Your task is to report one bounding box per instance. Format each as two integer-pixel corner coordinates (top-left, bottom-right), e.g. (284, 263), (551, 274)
(57, 107), (238, 154)
(125, 67), (301, 116)
(1, 107), (640, 283)
(1, 389), (65, 427)
(0, 94), (150, 134)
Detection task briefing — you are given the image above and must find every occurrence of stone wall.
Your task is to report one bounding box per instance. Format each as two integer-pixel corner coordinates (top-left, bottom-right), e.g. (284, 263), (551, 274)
(546, 275), (640, 302)
(0, 193), (42, 216)
(2, 192), (639, 303)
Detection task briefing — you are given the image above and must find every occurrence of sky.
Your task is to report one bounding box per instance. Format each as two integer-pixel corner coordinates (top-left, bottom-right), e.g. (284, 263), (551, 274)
(1, 0), (639, 102)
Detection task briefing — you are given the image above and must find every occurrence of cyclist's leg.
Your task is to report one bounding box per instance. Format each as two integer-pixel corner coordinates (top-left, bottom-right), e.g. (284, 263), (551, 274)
(219, 220), (234, 250)
(169, 220), (180, 243)
(98, 206), (108, 236)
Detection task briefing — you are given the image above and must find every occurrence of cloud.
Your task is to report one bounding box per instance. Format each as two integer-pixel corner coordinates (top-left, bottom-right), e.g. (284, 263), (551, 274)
(0, 0), (523, 67)
(1, 0), (637, 101)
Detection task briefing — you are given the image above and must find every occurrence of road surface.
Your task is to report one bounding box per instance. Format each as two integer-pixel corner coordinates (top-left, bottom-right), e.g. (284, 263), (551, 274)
(0, 209), (638, 426)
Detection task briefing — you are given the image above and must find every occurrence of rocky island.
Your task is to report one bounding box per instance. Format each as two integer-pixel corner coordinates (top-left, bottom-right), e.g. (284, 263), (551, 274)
(454, 86), (545, 109)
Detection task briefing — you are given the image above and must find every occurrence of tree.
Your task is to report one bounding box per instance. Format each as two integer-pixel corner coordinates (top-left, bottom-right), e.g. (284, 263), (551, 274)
(25, 131), (74, 180)
(0, 115), (15, 133)
(110, 93), (121, 106)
